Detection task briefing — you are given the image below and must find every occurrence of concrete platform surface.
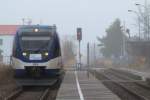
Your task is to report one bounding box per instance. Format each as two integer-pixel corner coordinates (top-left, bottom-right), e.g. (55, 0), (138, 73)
(56, 71), (120, 100)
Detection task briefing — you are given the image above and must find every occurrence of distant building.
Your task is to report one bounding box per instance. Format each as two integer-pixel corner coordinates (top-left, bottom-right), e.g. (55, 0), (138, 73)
(0, 25), (19, 64)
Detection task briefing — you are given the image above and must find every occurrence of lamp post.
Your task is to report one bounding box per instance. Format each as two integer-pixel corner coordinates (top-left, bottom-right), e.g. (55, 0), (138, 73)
(128, 10), (141, 40)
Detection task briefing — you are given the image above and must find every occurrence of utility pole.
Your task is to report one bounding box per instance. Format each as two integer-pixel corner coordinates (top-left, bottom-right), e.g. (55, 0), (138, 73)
(143, 0), (149, 40)
(94, 43), (96, 67)
(145, 0), (149, 40)
(87, 42), (89, 70)
(123, 21), (126, 57)
(139, 17), (141, 40)
(148, 15), (150, 40)
(87, 42), (90, 78)
(147, 3), (150, 40)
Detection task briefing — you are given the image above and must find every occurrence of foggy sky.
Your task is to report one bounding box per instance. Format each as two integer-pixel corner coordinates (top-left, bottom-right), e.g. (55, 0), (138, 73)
(0, 0), (147, 58)
(0, 0), (146, 41)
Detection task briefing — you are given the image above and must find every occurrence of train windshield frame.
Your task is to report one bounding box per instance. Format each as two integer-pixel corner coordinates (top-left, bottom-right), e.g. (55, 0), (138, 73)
(19, 32), (52, 51)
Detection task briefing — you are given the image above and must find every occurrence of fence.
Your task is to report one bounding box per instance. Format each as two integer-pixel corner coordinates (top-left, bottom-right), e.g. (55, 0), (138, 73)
(87, 43), (103, 68)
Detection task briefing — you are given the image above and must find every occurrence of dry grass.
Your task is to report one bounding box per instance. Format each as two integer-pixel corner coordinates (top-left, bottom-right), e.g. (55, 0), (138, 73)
(0, 64), (14, 83)
(0, 64), (17, 99)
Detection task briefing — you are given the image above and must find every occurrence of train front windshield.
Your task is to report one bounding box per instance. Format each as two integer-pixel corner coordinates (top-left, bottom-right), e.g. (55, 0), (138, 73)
(20, 32), (51, 51)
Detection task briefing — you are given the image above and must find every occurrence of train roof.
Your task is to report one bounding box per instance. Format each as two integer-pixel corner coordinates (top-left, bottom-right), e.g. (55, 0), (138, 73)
(17, 25), (57, 33)
(19, 25), (56, 29)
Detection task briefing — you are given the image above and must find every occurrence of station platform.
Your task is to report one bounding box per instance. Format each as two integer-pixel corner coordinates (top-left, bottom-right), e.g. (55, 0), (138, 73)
(56, 71), (120, 100)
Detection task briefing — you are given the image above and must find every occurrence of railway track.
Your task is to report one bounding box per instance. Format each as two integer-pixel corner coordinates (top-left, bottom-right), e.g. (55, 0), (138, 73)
(90, 69), (150, 100)
(4, 86), (55, 100)
(3, 78), (63, 100)
(106, 69), (150, 88)
(3, 70), (65, 100)
(108, 69), (142, 80)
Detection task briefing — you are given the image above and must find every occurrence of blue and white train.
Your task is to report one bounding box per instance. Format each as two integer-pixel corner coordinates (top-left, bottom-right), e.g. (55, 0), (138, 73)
(12, 25), (63, 85)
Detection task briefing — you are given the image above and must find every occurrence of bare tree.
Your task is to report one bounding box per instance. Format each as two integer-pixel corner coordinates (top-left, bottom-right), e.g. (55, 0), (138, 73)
(61, 35), (76, 62)
(136, 1), (150, 39)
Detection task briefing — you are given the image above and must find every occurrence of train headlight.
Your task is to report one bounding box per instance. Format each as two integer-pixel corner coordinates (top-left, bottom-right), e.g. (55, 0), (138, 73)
(44, 52), (49, 56)
(34, 28), (39, 32)
(22, 52), (27, 56)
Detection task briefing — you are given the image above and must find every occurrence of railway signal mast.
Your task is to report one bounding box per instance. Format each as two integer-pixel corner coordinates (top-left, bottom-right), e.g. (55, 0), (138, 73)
(77, 28), (82, 69)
